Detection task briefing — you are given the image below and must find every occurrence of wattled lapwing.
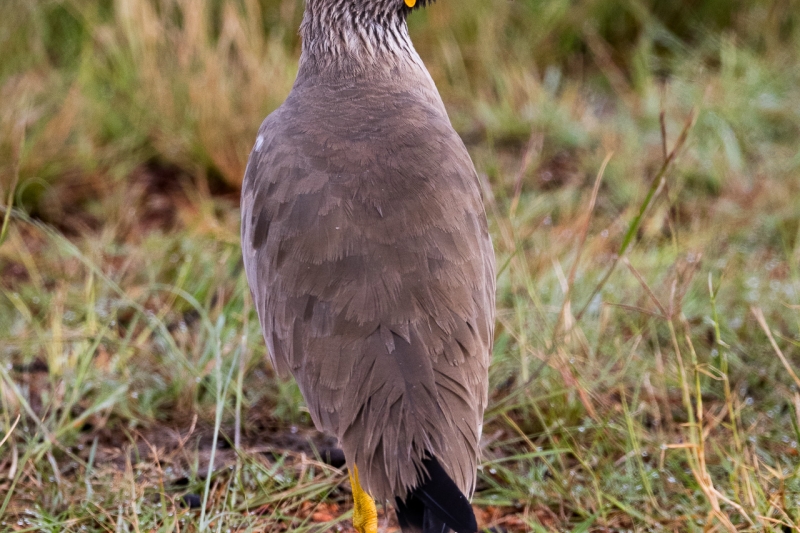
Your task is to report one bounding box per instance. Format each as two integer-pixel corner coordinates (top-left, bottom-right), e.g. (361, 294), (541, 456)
(241, 0), (495, 531)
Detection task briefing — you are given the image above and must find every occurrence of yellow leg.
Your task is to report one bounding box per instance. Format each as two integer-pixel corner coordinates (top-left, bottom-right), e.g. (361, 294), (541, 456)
(349, 464), (378, 533)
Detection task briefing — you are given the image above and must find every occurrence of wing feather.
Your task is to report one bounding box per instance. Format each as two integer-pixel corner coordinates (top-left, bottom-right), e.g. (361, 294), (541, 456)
(241, 73), (495, 502)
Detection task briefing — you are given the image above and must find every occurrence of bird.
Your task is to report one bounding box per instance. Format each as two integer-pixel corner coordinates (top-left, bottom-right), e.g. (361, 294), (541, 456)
(240, 0), (495, 531)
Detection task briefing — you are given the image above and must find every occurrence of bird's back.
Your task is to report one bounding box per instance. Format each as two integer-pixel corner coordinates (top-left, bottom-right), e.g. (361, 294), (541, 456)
(241, 65), (495, 502)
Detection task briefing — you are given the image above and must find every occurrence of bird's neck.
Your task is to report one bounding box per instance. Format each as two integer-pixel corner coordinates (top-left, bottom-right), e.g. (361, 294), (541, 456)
(298, 0), (425, 76)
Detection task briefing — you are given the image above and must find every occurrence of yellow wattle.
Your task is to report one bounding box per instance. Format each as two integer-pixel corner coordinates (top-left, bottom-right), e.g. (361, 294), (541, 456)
(405, 0), (416, 7)
(350, 465), (378, 533)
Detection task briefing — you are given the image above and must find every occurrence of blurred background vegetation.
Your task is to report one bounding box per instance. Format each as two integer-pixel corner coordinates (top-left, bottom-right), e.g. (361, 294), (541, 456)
(3, 0), (799, 209)
(2, 0), (800, 531)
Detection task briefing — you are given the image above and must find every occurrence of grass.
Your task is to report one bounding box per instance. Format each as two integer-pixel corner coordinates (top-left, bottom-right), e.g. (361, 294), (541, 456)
(2, 0), (800, 531)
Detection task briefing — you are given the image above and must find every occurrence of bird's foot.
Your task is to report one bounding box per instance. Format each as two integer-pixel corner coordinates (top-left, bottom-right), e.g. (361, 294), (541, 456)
(350, 464), (378, 533)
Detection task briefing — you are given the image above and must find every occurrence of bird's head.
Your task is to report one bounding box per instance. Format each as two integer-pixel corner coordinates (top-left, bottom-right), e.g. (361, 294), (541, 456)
(299, 0), (436, 70)
(303, 0), (435, 21)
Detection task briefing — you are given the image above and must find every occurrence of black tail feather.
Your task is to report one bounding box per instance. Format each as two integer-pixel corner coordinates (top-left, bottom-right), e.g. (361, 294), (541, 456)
(396, 492), (425, 532)
(423, 507), (449, 533)
(395, 456), (477, 533)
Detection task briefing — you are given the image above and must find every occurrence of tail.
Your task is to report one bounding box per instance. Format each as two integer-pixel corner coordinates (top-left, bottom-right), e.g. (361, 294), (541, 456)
(395, 456), (478, 533)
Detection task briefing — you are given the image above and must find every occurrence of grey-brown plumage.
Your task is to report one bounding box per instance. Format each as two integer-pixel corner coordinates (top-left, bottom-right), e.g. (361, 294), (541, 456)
(240, 0), (495, 521)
